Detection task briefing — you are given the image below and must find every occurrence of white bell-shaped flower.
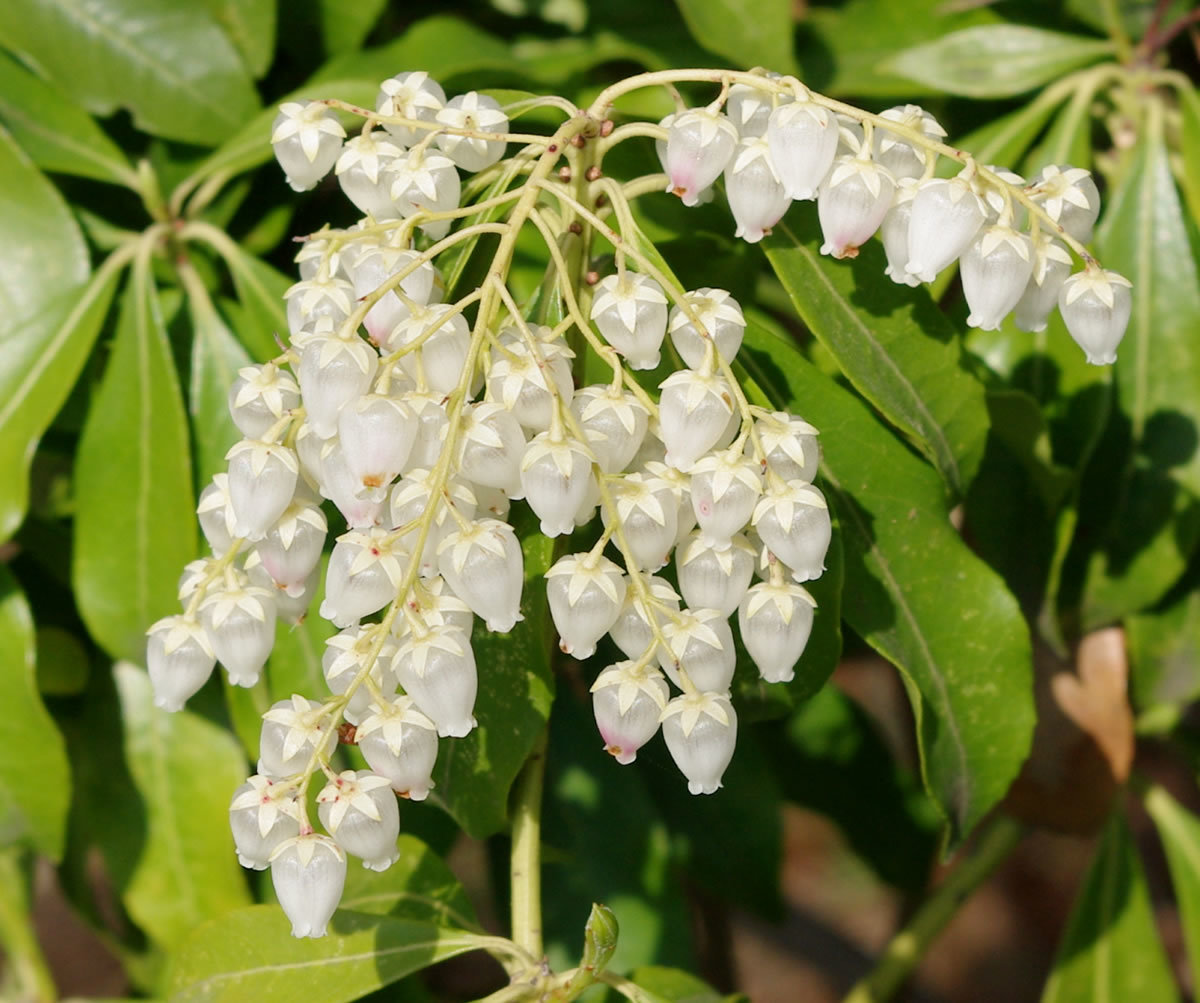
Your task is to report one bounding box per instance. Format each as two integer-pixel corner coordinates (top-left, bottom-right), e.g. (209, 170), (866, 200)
(228, 363), (300, 440)
(609, 575), (680, 660)
(725, 137), (790, 243)
(402, 577), (475, 638)
(177, 557), (217, 604)
(520, 434), (593, 537)
(1029, 165), (1100, 244)
(589, 273), (669, 370)
(349, 245), (437, 346)
(817, 156), (895, 259)
(646, 461), (697, 545)
(961, 225), (1035, 331)
(435, 91), (508, 171)
(725, 82), (776, 138)
(1059, 268), (1133, 365)
(905, 175), (986, 283)
(321, 528), (406, 628)
(197, 474), (236, 555)
(664, 108), (738, 207)
(752, 480), (832, 582)
(661, 692), (737, 795)
(660, 608), (736, 693)
(601, 473), (678, 572)
(225, 439), (300, 542)
(571, 385), (648, 474)
(974, 166), (1027, 225)
(754, 410), (820, 484)
(316, 436), (386, 529)
(294, 234), (355, 282)
(270, 834), (346, 939)
(389, 469), (476, 578)
(322, 625), (398, 726)
(200, 582), (277, 687)
(317, 770), (400, 872)
(404, 392), (450, 471)
(146, 615), (215, 712)
(878, 178), (922, 286)
(271, 102), (345, 192)
(389, 147), (462, 240)
(873, 105), (946, 180)
(658, 369), (735, 472)
(591, 661), (670, 764)
(1014, 236), (1073, 333)
(259, 563), (318, 625)
(259, 695), (327, 778)
(437, 519), (524, 632)
(765, 100), (838, 201)
(336, 132), (404, 219)
(677, 532), (756, 616)
(456, 402), (526, 496)
(486, 334), (574, 432)
(229, 775), (302, 871)
(376, 71), (446, 146)
(738, 580), (817, 683)
(385, 304), (468, 395)
(254, 501), (327, 596)
(285, 276), (355, 338)
(356, 695), (439, 799)
(337, 393), (417, 498)
(668, 288), (746, 369)
(394, 626), (478, 737)
(689, 451), (761, 543)
(298, 335), (379, 439)
(545, 554), (627, 659)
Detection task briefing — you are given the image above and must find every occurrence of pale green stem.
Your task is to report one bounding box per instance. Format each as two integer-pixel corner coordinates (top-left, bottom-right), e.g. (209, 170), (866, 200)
(510, 729), (548, 959)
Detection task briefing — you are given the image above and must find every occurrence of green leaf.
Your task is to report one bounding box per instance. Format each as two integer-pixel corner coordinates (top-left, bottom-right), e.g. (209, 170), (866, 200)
(764, 216), (990, 498)
(34, 625), (91, 696)
(221, 248), (290, 362)
(740, 323), (1034, 840)
(167, 909), (478, 1003)
(0, 0), (259, 145)
(1126, 589), (1200, 714)
(628, 966), (728, 1003)
(1179, 83), (1200, 227)
(944, 87), (1070, 177)
(1145, 786), (1200, 994)
(0, 567), (71, 858)
(0, 52), (136, 186)
(73, 263), (197, 662)
(113, 662), (251, 952)
(432, 508), (555, 837)
(884, 26), (1112, 98)
(315, 0), (386, 55)
(673, 0), (796, 74)
(1042, 813), (1179, 1003)
(203, 0), (275, 78)
(339, 834), (478, 929)
(1081, 102), (1200, 627)
(186, 286), (252, 487)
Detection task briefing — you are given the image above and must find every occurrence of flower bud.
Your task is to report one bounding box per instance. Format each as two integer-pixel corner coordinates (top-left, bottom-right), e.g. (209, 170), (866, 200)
(661, 692), (737, 795)
(817, 157), (895, 259)
(961, 226), (1035, 331)
(1059, 268), (1133, 365)
(376, 71), (446, 146)
(348, 245), (437, 346)
(668, 289), (746, 369)
(146, 615), (216, 712)
(905, 176), (986, 283)
(271, 834), (346, 938)
(752, 481), (832, 582)
(738, 580), (817, 683)
(437, 519), (524, 633)
(317, 770), (400, 872)
(271, 102), (345, 192)
(590, 273), (669, 370)
(545, 554), (627, 659)
(405, 392), (451, 471)
(664, 108), (738, 207)
(356, 696), (439, 799)
(765, 101), (839, 201)
(229, 775), (301, 870)
(591, 661), (669, 764)
(436, 91), (509, 172)
(286, 277), (355, 338)
(316, 436), (386, 529)
(394, 626), (478, 738)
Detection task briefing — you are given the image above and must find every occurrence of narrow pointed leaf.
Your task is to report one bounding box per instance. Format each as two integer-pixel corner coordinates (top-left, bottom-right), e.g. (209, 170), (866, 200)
(204, 0), (276, 78)
(674, 0), (796, 74)
(187, 289), (252, 486)
(1145, 786), (1200, 993)
(1179, 83), (1200, 227)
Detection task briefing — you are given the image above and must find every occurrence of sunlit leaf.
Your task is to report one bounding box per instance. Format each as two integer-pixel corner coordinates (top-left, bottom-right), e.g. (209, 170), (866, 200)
(204, 0), (276, 78)
(1145, 786), (1200, 995)
(674, 0), (796, 74)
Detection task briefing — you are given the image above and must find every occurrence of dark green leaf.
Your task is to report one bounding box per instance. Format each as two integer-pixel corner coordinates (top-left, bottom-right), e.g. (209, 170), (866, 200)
(221, 248), (290, 362)
(628, 966), (728, 1003)
(316, 0), (386, 55)
(73, 264), (197, 662)
(1145, 786), (1200, 994)
(1127, 589), (1200, 714)
(1042, 813), (1179, 1002)
(1179, 83), (1200, 227)
(674, 0), (796, 74)
(34, 625), (90, 696)
(186, 285), (251, 487)
(168, 909), (478, 1002)
(740, 323), (1034, 840)
(765, 215), (991, 498)
(945, 88), (1070, 177)
(0, 567), (71, 858)
(339, 834), (478, 929)
(204, 0), (275, 78)
(884, 27), (1111, 98)
(113, 662), (251, 952)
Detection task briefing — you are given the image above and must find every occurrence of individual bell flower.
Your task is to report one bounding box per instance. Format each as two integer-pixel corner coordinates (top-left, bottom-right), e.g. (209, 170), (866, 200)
(437, 519), (524, 632)
(589, 273), (669, 370)
(725, 82), (777, 138)
(765, 100), (839, 201)
(609, 575), (680, 660)
(591, 661), (670, 764)
(259, 695), (328, 778)
(229, 775), (302, 870)
(404, 392), (451, 470)
(753, 410), (820, 484)
(905, 175), (986, 283)
(654, 114), (714, 204)
(321, 528), (406, 629)
(177, 557), (219, 604)
(197, 474), (237, 555)
(386, 304), (470, 395)
(873, 105), (946, 180)
(294, 233), (357, 282)
(225, 439), (300, 542)
(601, 473), (679, 572)
(456, 402), (527, 497)
(403, 577), (476, 638)
(1028, 164), (1101, 244)
(228, 363), (300, 440)
(336, 132), (405, 218)
(520, 434), (593, 537)
(271, 102), (346, 192)
(752, 480), (832, 582)
(657, 369), (736, 472)
(1014, 236), (1073, 333)
(348, 245), (434, 346)
(356, 695), (439, 799)
(200, 581), (277, 687)
(571, 385), (649, 473)
(878, 178), (922, 287)
(435, 91), (509, 172)
(660, 608), (737, 693)
(253, 501), (327, 597)
(146, 615), (216, 712)
(1059, 268), (1133, 365)
(254, 562), (319, 625)
(317, 770), (400, 872)
(661, 692), (737, 795)
(337, 393), (417, 498)
(818, 156), (896, 259)
(724, 137), (790, 243)
(316, 436), (386, 530)
(677, 532), (756, 616)
(668, 288), (746, 369)
(545, 554), (627, 659)
(389, 469), (477, 579)
(389, 147), (462, 240)
(487, 330), (575, 430)
(974, 166), (1027, 225)
(393, 626), (478, 737)
(644, 460), (697, 546)
(376, 71), (446, 146)
(664, 108), (738, 207)
(270, 833), (346, 939)
(689, 450), (762, 543)
(285, 274), (355, 337)
(323, 625), (398, 726)
(961, 225), (1035, 331)
(298, 335), (379, 439)
(738, 579), (817, 683)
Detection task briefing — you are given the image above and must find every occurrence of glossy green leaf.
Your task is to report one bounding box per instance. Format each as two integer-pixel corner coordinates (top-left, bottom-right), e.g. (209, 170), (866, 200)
(73, 265), (197, 662)
(740, 322), (1034, 839)
(0, 0), (259, 146)
(432, 508), (555, 838)
(0, 52), (136, 186)
(674, 0), (796, 73)
(34, 625), (90, 696)
(1179, 83), (1200, 227)
(1042, 813), (1179, 1003)
(1145, 786), (1200, 994)
(765, 215), (990, 498)
(220, 248), (290, 362)
(1024, 78), (1096, 175)
(1081, 103), (1200, 627)
(945, 86), (1069, 177)
(187, 287), (252, 488)
(316, 0), (386, 55)
(113, 662), (251, 951)
(0, 567), (71, 858)
(168, 909), (478, 1003)
(339, 834), (478, 929)
(884, 26), (1111, 98)
(204, 0), (275, 78)
(628, 966), (729, 1003)
(1127, 589), (1200, 713)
